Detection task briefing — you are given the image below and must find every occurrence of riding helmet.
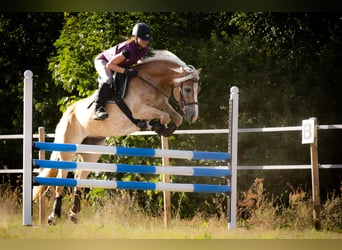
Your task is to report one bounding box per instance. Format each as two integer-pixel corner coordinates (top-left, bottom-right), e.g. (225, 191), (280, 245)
(132, 23), (153, 41)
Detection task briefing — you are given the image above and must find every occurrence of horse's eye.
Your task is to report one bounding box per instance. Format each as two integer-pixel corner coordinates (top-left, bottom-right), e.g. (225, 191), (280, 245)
(184, 87), (192, 93)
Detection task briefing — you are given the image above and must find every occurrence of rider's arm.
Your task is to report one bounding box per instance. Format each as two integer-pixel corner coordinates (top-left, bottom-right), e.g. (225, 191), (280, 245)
(106, 51), (127, 74)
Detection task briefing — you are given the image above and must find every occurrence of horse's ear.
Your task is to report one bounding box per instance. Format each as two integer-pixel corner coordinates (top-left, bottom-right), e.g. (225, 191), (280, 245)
(197, 84), (202, 94)
(197, 68), (202, 75)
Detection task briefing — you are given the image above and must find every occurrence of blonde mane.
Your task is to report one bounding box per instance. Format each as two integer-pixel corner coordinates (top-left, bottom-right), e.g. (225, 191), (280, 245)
(143, 50), (187, 66)
(141, 50), (199, 83)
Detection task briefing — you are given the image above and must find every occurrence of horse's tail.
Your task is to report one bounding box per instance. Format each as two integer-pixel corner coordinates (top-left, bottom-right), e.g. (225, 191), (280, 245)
(32, 151), (59, 201)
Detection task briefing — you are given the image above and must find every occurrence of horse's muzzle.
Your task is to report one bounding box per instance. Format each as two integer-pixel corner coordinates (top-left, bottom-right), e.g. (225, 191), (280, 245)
(183, 104), (199, 123)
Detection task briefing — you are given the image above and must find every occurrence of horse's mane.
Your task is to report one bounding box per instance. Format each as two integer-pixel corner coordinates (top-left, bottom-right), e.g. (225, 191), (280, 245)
(138, 50), (199, 83)
(142, 50), (187, 67)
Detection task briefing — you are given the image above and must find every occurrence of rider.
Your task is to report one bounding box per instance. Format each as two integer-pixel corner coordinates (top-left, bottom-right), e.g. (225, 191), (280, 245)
(93, 22), (153, 120)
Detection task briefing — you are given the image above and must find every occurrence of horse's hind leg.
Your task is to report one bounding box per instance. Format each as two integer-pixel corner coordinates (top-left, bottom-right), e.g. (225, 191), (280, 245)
(68, 169), (91, 224)
(48, 167), (70, 225)
(69, 137), (105, 224)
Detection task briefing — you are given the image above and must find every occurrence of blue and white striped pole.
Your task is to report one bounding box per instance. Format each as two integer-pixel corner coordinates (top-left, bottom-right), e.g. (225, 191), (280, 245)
(33, 159), (231, 177)
(34, 177), (231, 193)
(34, 142), (230, 161)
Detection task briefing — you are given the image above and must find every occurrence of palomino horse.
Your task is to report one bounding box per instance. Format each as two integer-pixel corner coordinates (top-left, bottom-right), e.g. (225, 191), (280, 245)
(32, 50), (201, 224)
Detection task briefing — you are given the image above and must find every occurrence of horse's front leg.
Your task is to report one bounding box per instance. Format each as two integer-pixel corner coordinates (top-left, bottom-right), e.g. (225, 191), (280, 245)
(48, 169), (68, 225)
(153, 104), (183, 137)
(69, 170), (90, 224)
(132, 104), (172, 125)
(132, 104), (184, 136)
(159, 103), (183, 127)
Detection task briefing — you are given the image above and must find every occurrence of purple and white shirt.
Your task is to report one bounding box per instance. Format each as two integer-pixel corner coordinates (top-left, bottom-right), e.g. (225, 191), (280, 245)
(98, 41), (149, 68)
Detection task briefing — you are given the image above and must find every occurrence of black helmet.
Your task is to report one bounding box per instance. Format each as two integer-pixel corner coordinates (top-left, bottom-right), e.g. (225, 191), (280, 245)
(132, 23), (153, 41)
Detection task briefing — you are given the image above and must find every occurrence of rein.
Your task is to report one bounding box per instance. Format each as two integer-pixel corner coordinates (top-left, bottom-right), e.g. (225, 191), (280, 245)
(136, 75), (170, 100)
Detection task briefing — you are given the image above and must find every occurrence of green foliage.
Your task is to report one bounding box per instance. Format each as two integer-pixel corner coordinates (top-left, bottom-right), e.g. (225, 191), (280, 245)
(49, 13), (123, 99)
(48, 12), (192, 108)
(0, 13), (64, 178)
(0, 13), (64, 132)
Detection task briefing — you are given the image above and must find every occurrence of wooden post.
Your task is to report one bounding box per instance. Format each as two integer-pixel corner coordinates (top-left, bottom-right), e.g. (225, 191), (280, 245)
(310, 118), (321, 230)
(38, 127), (46, 225)
(161, 136), (171, 228)
(302, 117), (321, 230)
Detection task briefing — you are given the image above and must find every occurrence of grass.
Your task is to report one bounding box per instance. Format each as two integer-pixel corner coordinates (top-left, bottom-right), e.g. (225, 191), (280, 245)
(1, 209), (341, 239)
(0, 186), (341, 239)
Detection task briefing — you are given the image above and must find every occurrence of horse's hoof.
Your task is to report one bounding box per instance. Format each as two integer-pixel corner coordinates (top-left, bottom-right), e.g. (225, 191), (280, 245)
(47, 215), (55, 225)
(70, 210), (78, 224)
(161, 123), (177, 137)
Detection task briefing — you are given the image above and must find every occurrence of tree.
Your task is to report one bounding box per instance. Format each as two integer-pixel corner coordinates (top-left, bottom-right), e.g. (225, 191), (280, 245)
(49, 12), (192, 108)
(0, 13), (64, 184)
(226, 12), (342, 198)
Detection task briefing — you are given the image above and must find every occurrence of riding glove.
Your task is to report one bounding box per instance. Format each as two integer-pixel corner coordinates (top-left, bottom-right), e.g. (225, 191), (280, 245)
(124, 68), (138, 77)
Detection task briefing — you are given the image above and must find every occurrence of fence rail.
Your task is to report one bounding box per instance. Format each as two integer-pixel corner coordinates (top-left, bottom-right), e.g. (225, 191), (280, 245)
(2, 123), (342, 140)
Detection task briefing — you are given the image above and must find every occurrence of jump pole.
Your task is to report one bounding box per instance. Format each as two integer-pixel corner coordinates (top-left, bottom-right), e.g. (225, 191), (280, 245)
(23, 70), (33, 226)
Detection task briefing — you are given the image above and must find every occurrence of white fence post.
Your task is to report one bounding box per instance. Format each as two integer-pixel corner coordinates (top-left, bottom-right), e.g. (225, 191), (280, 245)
(228, 86), (239, 230)
(23, 70), (33, 226)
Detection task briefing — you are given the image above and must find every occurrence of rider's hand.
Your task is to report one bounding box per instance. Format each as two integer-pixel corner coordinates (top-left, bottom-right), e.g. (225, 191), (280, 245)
(124, 68), (138, 77)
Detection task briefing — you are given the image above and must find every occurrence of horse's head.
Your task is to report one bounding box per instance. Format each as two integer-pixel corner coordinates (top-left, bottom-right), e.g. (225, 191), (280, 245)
(172, 65), (201, 123)
(137, 50), (201, 124)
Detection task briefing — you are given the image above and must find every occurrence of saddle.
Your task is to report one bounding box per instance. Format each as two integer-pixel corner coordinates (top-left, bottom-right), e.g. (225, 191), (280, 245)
(107, 73), (128, 103)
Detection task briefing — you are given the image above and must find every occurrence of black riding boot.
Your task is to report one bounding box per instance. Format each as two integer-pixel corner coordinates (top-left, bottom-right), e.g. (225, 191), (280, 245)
(93, 82), (113, 120)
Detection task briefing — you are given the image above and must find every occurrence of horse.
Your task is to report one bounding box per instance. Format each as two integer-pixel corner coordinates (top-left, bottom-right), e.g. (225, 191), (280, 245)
(32, 50), (201, 225)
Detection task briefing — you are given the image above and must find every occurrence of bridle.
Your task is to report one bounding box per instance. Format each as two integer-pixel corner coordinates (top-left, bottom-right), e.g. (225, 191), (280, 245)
(177, 81), (199, 109)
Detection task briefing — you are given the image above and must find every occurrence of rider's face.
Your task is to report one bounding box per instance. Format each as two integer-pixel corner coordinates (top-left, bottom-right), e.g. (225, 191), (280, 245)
(137, 38), (149, 48)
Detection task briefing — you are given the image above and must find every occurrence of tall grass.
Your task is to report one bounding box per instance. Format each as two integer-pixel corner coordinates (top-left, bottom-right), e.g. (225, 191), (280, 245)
(0, 182), (341, 238)
(237, 188), (342, 233)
